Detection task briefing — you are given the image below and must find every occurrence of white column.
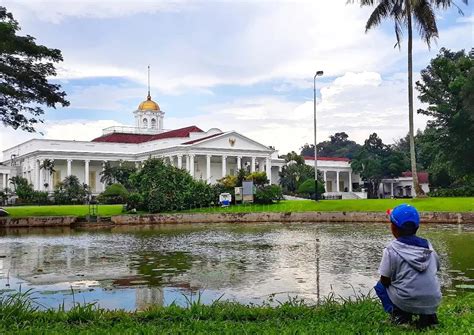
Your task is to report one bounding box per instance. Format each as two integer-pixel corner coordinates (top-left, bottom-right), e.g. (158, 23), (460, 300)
(67, 159), (72, 177)
(84, 160), (90, 186)
(135, 161), (139, 169)
(237, 156), (242, 171)
(39, 160), (44, 191)
(177, 155), (183, 169)
(206, 155), (211, 182)
(102, 161), (107, 191)
(265, 157), (271, 183)
(323, 170), (327, 183)
(336, 171), (340, 192)
(391, 182), (394, 197)
(185, 155), (190, 172)
(221, 155), (227, 177)
(34, 160), (40, 190)
(189, 154), (195, 177)
(349, 172), (353, 192)
(2, 174), (6, 190)
(48, 159), (54, 191)
(251, 157), (256, 173)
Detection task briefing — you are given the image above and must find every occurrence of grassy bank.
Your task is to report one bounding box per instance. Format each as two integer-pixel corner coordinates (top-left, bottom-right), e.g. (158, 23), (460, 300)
(0, 293), (472, 334)
(4, 204), (123, 218)
(2, 197), (474, 218)
(186, 197), (474, 214)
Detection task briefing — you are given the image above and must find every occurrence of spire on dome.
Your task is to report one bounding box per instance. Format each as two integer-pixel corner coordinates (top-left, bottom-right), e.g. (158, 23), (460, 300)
(147, 65), (151, 100)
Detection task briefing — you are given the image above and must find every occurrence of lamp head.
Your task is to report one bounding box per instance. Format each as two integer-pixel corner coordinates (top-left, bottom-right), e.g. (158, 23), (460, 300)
(316, 70), (324, 76)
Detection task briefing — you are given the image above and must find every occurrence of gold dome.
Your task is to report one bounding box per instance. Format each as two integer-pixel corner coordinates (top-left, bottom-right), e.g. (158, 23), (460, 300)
(138, 94), (160, 111)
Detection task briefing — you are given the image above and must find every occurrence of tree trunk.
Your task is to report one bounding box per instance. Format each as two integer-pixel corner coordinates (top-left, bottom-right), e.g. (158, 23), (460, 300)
(407, 6), (425, 198)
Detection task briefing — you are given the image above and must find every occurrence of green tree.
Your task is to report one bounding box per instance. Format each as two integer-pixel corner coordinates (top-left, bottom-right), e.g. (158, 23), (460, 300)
(416, 48), (474, 179)
(9, 176), (34, 202)
(284, 151), (306, 164)
(39, 159), (55, 189)
(302, 132), (361, 159)
(0, 7), (69, 132)
(354, 0), (468, 197)
(131, 158), (214, 213)
(99, 161), (137, 190)
(54, 175), (88, 204)
(351, 133), (407, 198)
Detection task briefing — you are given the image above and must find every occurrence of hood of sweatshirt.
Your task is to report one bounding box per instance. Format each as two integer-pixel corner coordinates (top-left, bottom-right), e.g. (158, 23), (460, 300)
(390, 240), (433, 272)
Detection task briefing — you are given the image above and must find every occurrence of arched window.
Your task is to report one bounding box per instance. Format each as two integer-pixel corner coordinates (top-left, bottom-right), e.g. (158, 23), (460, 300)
(151, 118), (157, 129)
(143, 118), (148, 128)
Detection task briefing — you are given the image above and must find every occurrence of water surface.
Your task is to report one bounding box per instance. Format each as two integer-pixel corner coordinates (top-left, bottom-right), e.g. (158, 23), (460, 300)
(0, 223), (472, 311)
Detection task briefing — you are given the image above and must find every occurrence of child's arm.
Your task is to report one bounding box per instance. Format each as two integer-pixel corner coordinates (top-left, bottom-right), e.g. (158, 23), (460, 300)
(380, 275), (391, 287)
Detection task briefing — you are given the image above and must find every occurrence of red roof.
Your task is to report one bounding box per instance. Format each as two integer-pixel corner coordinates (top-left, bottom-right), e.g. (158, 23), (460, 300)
(304, 156), (350, 162)
(92, 126), (203, 144)
(402, 171), (429, 184)
(182, 132), (223, 145)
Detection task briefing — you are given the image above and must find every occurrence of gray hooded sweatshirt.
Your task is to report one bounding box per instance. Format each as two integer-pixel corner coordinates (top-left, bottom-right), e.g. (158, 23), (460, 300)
(378, 239), (442, 314)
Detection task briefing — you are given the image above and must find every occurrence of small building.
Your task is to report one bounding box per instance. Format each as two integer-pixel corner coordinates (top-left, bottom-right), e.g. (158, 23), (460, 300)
(303, 156), (365, 199)
(379, 172), (430, 198)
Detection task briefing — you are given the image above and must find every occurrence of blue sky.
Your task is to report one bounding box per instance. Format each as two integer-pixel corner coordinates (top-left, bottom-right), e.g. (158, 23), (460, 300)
(1, 0), (472, 158)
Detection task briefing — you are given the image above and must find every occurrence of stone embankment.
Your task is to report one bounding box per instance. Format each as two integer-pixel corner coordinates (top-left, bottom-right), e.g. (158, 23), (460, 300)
(111, 211), (474, 225)
(1, 211), (473, 228)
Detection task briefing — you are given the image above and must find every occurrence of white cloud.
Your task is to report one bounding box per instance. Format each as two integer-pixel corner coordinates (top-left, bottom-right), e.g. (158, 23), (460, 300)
(4, 0), (192, 23)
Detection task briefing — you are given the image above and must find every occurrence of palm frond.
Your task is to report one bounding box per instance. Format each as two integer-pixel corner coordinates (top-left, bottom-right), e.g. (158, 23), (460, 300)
(431, 0), (468, 15)
(391, 1), (406, 48)
(413, 0), (439, 48)
(365, 0), (394, 31)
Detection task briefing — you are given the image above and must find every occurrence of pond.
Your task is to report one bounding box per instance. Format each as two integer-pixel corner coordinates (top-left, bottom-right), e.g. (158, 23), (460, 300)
(0, 223), (473, 311)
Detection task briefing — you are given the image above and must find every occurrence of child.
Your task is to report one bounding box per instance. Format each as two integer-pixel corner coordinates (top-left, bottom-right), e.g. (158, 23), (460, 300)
(374, 204), (441, 329)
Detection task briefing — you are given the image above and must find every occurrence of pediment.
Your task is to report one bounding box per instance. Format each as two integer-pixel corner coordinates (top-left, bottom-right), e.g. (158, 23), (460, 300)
(187, 132), (272, 152)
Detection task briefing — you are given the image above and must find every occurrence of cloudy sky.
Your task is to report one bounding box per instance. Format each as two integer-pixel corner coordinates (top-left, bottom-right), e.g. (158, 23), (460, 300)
(0, 0), (472, 159)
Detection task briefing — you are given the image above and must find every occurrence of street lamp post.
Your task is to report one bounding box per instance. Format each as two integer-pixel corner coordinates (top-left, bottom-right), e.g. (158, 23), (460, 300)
(313, 70), (324, 201)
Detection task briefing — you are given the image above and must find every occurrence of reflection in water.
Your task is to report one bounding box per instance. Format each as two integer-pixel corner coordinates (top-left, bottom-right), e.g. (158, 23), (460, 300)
(0, 223), (472, 311)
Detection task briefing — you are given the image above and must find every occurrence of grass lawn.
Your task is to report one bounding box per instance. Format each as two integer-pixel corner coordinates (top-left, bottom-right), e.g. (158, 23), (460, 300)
(0, 292), (472, 334)
(3, 204), (123, 218)
(2, 198), (473, 218)
(186, 197), (474, 214)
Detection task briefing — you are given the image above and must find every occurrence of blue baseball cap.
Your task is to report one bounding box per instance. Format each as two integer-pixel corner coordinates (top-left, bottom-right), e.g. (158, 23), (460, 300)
(386, 204), (420, 229)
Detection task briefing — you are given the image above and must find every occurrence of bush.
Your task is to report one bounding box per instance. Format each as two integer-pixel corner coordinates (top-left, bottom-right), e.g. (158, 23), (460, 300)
(54, 175), (89, 205)
(297, 179), (325, 198)
(98, 183), (129, 204)
(126, 192), (144, 211)
(9, 176), (34, 203)
(130, 159), (214, 213)
(31, 191), (49, 205)
(429, 176), (474, 197)
(255, 185), (283, 204)
(246, 171), (269, 187)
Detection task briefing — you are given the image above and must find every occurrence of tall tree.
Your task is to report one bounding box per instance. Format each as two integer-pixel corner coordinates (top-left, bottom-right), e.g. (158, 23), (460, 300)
(354, 0), (468, 197)
(0, 7), (69, 132)
(300, 132), (361, 159)
(416, 48), (474, 179)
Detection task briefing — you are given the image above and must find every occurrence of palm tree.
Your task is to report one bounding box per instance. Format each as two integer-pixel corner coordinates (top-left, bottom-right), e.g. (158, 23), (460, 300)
(354, 0), (468, 197)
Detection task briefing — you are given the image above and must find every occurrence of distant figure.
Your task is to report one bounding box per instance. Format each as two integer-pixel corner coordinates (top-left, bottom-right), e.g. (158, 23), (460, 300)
(374, 204), (441, 329)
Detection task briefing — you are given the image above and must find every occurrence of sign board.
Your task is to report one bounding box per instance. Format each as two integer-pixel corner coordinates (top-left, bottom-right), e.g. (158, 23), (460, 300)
(242, 181), (254, 203)
(219, 193), (232, 207)
(234, 187), (243, 202)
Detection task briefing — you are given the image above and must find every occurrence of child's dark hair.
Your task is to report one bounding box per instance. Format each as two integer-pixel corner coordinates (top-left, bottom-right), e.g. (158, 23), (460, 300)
(397, 221), (418, 236)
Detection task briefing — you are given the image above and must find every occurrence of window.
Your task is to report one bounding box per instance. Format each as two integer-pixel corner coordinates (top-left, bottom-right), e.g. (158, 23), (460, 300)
(143, 118), (148, 128)
(151, 118), (157, 129)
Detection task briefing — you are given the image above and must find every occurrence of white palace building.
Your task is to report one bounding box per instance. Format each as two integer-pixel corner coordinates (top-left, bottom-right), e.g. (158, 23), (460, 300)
(0, 89), (420, 199)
